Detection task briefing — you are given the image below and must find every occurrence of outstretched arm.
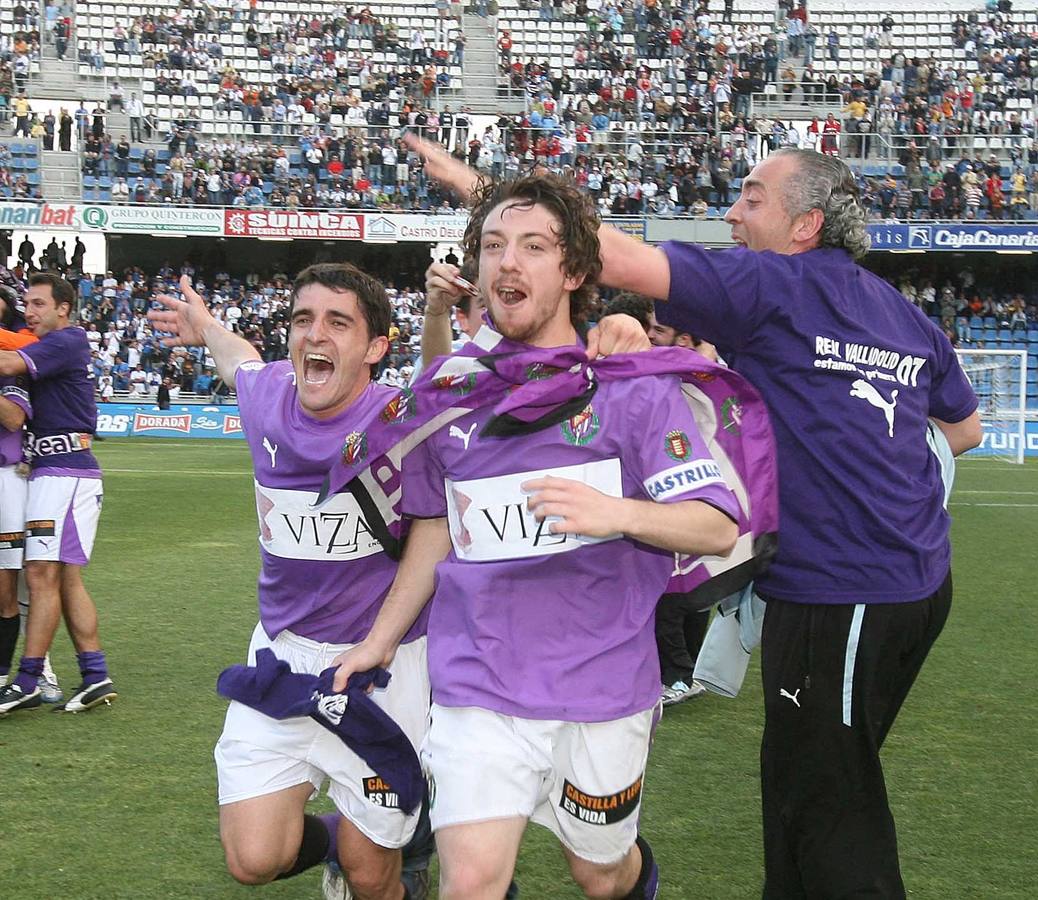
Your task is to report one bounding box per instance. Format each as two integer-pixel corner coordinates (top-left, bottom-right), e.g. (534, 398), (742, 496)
(405, 133), (673, 300)
(147, 274), (260, 384)
(331, 516), (451, 691)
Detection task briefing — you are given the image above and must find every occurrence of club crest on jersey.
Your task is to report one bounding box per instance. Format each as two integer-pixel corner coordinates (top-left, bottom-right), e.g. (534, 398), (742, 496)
(432, 372), (477, 396)
(342, 431), (368, 465)
(561, 404), (600, 446)
(665, 430), (691, 461)
(721, 396), (743, 434)
(379, 388), (416, 424)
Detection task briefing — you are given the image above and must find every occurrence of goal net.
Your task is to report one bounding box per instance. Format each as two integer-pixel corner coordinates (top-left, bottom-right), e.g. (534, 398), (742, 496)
(955, 349), (1027, 464)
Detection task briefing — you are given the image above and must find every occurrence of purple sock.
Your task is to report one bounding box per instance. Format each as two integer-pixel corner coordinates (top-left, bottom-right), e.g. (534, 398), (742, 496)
(14, 656), (44, 693)
(320, 813), (341, 865)
(77, 650), (109, 686)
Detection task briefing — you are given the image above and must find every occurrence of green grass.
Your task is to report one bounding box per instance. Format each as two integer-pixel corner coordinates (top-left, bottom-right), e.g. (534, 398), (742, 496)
(1, 441), (1035, 898)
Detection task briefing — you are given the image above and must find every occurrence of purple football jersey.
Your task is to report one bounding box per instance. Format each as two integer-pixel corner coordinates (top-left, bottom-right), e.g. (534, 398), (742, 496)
(402, 340), (740, 723)
(236, 360), (426, 646)
(0, 375), (30, 467)
(659, 243), (978, 604)
(17, 326), (100, 475)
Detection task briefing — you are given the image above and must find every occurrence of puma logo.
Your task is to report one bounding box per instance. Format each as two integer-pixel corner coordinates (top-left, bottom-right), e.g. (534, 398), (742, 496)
(262, 436), (279, 468)
(449, 422), (477, 450)
(779, 688), (801, 707)
(849, 379), (899, 438)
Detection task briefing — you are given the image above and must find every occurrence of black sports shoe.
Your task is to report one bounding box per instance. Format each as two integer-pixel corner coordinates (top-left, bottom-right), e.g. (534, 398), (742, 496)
(401, 867), (430, 900)
(0, 682), (43, 717)
(53, 678), (117, 713)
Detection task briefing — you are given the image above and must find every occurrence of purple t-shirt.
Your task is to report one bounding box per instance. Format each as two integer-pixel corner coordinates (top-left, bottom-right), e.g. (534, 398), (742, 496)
(659, 243), (978, 605)
(17, 326), (101, 475)
(235, 360), (426, 646)
(0, 375), (30, 467)
(403, 354), (740, 723)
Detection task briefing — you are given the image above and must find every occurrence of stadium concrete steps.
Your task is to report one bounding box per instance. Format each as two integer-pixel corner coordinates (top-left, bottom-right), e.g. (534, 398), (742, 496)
(458, 14), (526, 115)
(40, 151), (82, 202)
(32, 26), (107, 104)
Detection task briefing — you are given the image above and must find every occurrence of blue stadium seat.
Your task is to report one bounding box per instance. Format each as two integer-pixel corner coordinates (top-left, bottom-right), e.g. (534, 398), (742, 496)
(83, 175), (96, 188)
(98, 190), (112, 202)
(999, 328), (1013, 341)
(98, 176), (112, 188)
(984, 317), (997, 327)
(970, 316), (983, 328)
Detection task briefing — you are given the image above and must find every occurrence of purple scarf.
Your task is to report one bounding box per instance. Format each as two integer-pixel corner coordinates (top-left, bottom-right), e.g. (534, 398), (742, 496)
(217, 648), (423, 813)
(320, 327), (779, 607)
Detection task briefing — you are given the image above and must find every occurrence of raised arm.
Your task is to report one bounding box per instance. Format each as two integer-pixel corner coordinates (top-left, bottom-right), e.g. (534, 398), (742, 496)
(405, 133), (673, 301)
(596, 224), (672, 301)
(421, 261), (471, 367)
(147, 274), (260, 384)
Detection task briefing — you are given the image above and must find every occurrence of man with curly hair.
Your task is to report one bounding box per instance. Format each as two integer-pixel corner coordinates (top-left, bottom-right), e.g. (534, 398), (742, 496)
(333, 174), (742, 899)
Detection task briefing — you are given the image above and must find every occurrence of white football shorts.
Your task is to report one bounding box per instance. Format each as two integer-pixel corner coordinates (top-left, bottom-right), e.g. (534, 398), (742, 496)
(422, 703), (656, 864)
(24, 474), (103, 565)
(0, 464), (28, 569)
(215, 623), (430, 849)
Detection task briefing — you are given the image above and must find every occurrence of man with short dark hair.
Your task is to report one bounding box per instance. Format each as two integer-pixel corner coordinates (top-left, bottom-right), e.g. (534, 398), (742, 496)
(0, 272), (115, 716)
(149, 264), (432, 900)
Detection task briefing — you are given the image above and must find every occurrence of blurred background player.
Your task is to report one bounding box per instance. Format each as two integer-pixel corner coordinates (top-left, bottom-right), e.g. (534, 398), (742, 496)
(0, 273), (114, 717)
(0, 285), (62, 702)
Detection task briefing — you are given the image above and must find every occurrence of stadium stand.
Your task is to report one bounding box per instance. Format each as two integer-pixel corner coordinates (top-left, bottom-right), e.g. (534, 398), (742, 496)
(56, 0), (1038, 219)
(0, 0), (1033, 407)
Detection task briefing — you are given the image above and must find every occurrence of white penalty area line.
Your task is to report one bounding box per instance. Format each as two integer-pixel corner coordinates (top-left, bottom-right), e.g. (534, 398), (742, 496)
(104, 467), (250, 476)
(954, 490), (1038, 495)
(950, 501), (1038, 508)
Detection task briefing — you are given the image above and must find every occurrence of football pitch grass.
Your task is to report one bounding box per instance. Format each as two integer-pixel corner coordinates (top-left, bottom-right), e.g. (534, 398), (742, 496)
(2, 439), (1034, 899)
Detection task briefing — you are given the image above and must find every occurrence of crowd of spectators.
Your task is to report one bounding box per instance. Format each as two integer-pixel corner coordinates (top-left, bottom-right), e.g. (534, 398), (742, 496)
(60, 1), (1034, 220)
(896, 265), (1038, 349)
(4, 228), (1036, 404)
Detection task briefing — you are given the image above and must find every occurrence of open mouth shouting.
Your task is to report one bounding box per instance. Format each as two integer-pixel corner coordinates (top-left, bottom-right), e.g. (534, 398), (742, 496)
(303, 352), (334, 385)
(496, 286), (528, 307)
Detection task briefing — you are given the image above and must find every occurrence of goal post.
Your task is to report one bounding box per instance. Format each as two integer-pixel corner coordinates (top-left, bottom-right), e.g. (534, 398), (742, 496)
(955, 348), (1028, 464)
